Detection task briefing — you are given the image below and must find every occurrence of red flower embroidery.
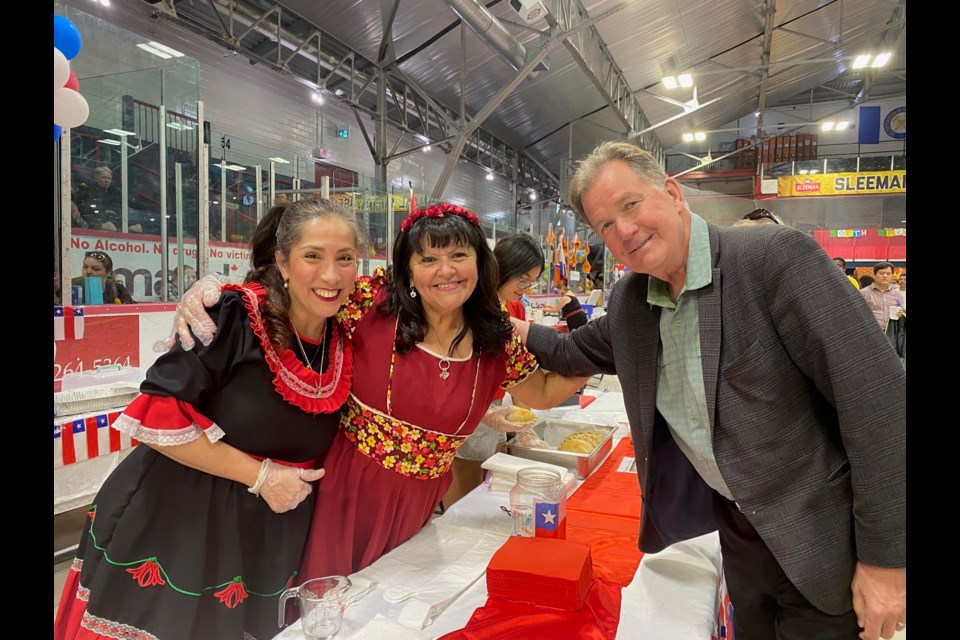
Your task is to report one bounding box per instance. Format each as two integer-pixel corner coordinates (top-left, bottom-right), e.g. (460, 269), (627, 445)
(127, 558), (165, 588)
(87, 509), (96, 522)
(214, 577), (249, 609)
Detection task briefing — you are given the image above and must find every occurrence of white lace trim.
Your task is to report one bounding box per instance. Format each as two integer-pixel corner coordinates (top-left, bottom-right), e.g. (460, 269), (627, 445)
(71, 557), (83, 572)
(81, 612), (160, 640)
(113, 414), (226, 446)
(76, 584), (90, 602)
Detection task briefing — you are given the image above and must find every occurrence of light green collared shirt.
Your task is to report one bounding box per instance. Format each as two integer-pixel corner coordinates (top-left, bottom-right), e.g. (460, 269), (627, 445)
(648, 213), (734, 500)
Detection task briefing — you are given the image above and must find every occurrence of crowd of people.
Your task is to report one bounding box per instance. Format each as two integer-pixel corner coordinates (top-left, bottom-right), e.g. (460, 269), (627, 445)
(55, 139), (906, 640)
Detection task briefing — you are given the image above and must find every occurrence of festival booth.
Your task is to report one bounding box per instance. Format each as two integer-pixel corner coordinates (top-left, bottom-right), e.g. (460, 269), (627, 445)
(53, 303), (174, 514)
(272, 391), (725, 640)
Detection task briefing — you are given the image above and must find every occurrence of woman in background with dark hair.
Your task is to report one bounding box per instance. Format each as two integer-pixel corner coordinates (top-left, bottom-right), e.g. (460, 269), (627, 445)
(494, 233), (544, 320)
(542, 280), (588, 330)
(71, 250), (136, 304)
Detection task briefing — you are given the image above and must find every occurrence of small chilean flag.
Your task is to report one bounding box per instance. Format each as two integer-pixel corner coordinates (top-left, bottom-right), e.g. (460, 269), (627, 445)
(535, 501), (567, 539)
(54, 306), (85, 341)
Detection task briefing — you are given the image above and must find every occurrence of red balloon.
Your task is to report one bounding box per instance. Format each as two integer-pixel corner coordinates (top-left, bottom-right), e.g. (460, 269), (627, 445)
(65, 70), (79, 92)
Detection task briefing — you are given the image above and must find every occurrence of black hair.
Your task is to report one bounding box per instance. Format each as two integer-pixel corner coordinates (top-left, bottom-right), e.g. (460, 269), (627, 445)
(832, 257), (847, 268)
(859, 275), (875, 289)
(245, 198), (364, 348)
(379, 210), (512, 356)
(494, 234), (544, 289)
(873, 261), (895, 274)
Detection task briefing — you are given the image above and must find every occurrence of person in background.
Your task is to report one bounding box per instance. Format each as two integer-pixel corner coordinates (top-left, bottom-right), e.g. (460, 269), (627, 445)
(71, 251), (136, 304)
(55, 199), (360, 640)
(494, 233), (544, 321)
(860, 262), (904, 331)
(159, 265), (199, 301)
(732, 207), (782, 227)
(896, 272), (906, 309)
(541, 280), (588, 330)
(443, 233), (548, 507)
(858, 274), (875, 290)
(833, 257), (861, 290)
(511, 140), (905, 640)
(169, 202), (589, 580)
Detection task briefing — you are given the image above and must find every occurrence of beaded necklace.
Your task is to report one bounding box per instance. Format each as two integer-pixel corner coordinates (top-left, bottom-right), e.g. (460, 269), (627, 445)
(385, 316), (480, 435)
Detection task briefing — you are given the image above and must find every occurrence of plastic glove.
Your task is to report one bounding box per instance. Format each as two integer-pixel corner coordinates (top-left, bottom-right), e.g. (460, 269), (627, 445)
(154, 273), (227, 352)
(513, 428), (550, 449)
(481, 405), (540, 433)
(248, 458), (326, 514)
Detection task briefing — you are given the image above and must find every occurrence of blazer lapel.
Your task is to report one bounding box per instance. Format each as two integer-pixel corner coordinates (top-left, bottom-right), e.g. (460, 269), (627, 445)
(699, 225), (722, 439)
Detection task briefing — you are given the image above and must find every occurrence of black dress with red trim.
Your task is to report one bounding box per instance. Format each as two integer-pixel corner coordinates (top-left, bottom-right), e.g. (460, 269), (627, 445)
(54, 285), (351, 640)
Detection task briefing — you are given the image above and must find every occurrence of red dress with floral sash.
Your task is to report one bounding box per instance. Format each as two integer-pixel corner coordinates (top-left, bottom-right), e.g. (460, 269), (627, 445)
(299, 272), (538, 579)
(54, 285), (350, 640)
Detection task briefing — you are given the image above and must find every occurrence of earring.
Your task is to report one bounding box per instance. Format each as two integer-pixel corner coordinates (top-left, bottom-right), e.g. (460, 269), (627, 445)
(284, 280), (289, 289)
(409, 285), (417, 298)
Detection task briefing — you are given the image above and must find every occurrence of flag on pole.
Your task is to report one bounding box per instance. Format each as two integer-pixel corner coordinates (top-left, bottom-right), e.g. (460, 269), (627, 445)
(54, 306), (85, 341)
(409, 185), (417, 214)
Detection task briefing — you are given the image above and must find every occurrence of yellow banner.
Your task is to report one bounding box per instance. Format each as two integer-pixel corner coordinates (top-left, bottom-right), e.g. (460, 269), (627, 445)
(328, 193), (409, 212)
(778, 171), (906, 197)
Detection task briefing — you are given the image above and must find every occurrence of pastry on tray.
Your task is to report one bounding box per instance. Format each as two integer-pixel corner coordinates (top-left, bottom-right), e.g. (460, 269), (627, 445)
(506, 408), (538, 425)
(557, 431), (605, 454)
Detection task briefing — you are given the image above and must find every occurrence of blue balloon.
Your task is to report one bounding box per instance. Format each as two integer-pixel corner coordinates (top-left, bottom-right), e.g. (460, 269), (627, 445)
(54, 15), (82, 61)
(55, 124), (62, 142)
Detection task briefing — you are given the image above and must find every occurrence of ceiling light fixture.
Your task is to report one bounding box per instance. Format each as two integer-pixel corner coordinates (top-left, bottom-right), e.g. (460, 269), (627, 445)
(312, 91), (324, 104)
(852, 52), (891, 69)
(694, 131), (706, 142)
(268, 157), (290, 164)
(136, 43), (171, 59)
(104, 128), (136, 137)
(99, 139), (121, 146)
(662, 73), (693, 90)
(414, 134), (430, 144)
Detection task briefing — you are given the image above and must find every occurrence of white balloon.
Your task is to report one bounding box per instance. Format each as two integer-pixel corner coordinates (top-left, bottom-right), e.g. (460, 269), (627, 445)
(54, 88), (90, 129)
(54, 47), (70, 92)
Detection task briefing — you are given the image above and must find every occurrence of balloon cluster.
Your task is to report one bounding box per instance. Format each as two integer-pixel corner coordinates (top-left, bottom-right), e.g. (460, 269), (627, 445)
(54, 15), (89, 141)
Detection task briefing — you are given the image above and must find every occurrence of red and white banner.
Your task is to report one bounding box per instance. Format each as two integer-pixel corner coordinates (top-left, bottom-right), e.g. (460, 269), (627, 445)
(54, 306), (85, 341)
(53, 410), (139, 468)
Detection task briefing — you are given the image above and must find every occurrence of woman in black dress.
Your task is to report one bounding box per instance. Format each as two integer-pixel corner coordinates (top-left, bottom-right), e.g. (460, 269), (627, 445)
(543, 281), (588, 330)
(55, 199), (364, 640)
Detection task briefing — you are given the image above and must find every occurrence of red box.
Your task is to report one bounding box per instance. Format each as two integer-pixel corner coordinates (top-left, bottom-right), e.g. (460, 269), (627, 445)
(486, 537), (593, 610)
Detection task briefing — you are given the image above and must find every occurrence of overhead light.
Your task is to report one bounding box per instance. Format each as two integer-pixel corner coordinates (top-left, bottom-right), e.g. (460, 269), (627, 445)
(485, 171), (494, 181)
(799, 169), (809, 175)
(148, 41), (185, 57)
(137, 43), (171, 59)
(221, 163), (247, 171)
(852, 52), (891, 69)
(694, 132), (706, 142)
(414, 134), (430, 144)
(682, 133), (694, 142)
(820, 120), (850, 132)
(334, 88), (345, 96)
(166, 122), (195, 131)
(99, 139), (121, 146)
(268, 157), (290, 164)
(312, 91), (324, 104)
(105, 128), (136, 136)
(678, 73), (693, 88)
(662, 76), (678, 90)
(529, 191), (538, 201)
(422, 145), (431, 152)
(808, 170), (818, 174)
(99, 0), (111, 6)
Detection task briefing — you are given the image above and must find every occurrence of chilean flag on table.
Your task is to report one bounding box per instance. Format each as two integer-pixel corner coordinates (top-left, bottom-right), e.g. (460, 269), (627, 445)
(535, 500), (567, 538)
(54, 306), (85, 341)
(53, 411), (138, 467)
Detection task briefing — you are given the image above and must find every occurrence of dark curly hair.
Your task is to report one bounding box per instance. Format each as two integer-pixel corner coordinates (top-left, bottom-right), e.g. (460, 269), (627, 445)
(244, 198), (366, 349)
(379, 208), (511, 356)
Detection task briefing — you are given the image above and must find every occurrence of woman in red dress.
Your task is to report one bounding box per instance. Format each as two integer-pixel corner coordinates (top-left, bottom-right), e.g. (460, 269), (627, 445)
(173, 203), (586, 580)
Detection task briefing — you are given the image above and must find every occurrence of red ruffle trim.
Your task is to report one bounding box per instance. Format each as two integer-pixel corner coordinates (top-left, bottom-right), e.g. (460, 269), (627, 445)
(224, 283), (352, 414)
(121, 394), (216, 431)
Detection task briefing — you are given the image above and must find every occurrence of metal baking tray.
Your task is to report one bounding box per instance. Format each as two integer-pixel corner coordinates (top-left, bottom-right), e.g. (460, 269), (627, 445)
(505, 419), (616, 479)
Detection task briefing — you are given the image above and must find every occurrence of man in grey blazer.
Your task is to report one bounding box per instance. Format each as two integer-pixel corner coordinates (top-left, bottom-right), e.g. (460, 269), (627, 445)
(512, 141), (906, 640)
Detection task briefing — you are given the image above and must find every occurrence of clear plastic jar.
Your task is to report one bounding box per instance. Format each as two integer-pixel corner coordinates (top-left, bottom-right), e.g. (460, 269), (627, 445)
(509, 467), (566, 539)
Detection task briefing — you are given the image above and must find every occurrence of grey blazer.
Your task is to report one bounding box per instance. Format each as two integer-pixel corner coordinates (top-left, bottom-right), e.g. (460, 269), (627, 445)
(527, 221), (906, 614)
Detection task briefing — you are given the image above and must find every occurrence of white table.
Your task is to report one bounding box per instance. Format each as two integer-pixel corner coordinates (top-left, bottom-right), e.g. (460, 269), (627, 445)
(273, 393), (722, 640)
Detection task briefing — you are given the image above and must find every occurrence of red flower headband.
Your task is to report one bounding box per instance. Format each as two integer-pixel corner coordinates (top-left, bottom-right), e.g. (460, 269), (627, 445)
(400, 202), (481, 233)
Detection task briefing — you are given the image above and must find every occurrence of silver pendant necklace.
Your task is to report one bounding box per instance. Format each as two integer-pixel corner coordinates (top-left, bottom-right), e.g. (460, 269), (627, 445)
(292, 323), (326, 371)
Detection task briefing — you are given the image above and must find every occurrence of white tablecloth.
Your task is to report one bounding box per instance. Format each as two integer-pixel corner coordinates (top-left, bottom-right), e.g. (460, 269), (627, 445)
(273, 391), (721, 640)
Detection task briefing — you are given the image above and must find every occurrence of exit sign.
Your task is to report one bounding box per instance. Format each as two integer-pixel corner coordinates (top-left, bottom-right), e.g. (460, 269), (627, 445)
(336, 128), (349, 138)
